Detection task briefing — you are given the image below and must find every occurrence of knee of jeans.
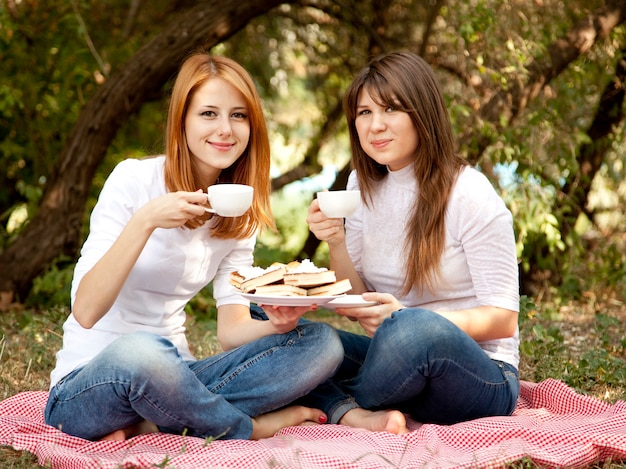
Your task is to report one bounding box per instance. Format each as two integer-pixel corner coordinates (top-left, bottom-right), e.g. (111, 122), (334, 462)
(305, 322), (344, 371)
(376, 308), (453, 352)
(104, 332), (174, 374)
(326, 326), (345, 368)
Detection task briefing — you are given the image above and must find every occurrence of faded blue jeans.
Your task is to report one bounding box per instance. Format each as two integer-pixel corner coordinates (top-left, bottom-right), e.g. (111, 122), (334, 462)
(45, 314), (343, 441)
(300, 308), (519, 425)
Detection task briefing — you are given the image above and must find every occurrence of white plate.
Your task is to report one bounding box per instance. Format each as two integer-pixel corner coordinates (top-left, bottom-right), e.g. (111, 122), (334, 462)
(325, 295), (379, 309)
(241, 293), (340, 307)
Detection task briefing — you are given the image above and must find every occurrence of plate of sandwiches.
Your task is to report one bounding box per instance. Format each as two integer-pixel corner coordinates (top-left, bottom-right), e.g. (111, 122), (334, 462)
(230, 259), (352, 307)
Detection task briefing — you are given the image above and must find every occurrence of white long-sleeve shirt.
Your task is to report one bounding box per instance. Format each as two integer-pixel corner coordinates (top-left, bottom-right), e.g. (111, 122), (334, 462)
(346, 165), (520, 368)
(50, 156), (252, 387)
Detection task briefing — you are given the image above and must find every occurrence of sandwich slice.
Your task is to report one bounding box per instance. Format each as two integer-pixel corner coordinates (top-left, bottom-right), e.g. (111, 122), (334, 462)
(283, 259), (337, 287)
(284, 270), (337, 287)
(230, 263), (287, 293)
(307, 278), (352, 296)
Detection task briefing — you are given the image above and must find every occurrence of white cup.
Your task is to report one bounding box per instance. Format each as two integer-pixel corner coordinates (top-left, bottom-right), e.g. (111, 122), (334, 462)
(317, 190), (361, 218)
(206, 184), (253, 217)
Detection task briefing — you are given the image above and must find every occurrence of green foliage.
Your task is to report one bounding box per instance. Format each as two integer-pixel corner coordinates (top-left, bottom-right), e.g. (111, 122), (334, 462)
(0, 0), (171, 252)
(1, 0), (625, 308)
(26, 256), (74, 309)
(563, 314), (626, 393)
(501, 176), (565, 269)
(519, 296), (569, 383)
(567, 348), (626, 390)
(0, 1), (100, 214)
(259, 186), (316, 257)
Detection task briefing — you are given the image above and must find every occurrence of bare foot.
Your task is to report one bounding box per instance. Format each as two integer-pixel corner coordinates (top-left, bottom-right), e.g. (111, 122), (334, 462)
(100, 429), (127, 441)
(299, 420), (322, 427)
(250, 405), (326, 439)
(100, 420), (159, 441)
(339, 408), (409, 435)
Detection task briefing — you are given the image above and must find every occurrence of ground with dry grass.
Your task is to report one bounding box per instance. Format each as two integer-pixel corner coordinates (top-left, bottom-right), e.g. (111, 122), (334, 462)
(1, 293), (625, 468)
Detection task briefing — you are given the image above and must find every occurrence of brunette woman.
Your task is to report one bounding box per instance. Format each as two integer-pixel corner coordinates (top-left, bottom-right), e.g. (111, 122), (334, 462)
(306, 51), (520, 433)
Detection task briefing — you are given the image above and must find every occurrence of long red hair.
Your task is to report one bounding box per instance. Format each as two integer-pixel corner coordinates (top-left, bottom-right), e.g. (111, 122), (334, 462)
(164, 51), (274, 239)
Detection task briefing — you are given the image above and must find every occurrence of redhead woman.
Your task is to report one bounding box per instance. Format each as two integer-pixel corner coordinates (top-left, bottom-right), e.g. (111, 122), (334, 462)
(45, 51), (343, 441)
(305, 51), (520, 433)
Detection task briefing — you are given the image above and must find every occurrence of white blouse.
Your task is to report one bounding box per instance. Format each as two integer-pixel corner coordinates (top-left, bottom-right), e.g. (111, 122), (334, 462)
(50, 157), (252, 387)
(346, 164), (520, 368)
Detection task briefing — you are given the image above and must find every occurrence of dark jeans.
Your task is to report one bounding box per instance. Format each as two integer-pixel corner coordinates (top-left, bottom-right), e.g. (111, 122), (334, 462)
(300, 308), (519, 425)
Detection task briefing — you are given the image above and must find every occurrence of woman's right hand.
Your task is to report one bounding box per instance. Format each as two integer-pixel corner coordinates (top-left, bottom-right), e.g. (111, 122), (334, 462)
(138, 190), (208, 230)
(306, 198), (346, 247)
(306, 197), (367, 295)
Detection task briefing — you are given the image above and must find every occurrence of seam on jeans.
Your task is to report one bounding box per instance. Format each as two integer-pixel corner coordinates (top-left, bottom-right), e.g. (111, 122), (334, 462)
(198, 324), (313, 393)
(50, 376), (194, 429)
(52, 376), (133, 402)
(380, 356), (515, 410)
(329, 397), (359, 425)
(210, 347), (278, 393)
(208, 324), (315, 392)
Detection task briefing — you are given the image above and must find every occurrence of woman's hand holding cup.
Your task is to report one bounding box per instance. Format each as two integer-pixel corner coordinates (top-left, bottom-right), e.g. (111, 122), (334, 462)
(307, 197), (347, 248)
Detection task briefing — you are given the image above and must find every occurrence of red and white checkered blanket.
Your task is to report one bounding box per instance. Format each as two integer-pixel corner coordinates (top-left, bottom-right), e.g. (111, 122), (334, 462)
(1, 379), (625, 468)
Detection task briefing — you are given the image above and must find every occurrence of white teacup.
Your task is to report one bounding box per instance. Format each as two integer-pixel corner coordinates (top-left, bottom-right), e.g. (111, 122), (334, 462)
(206, 184), (253, 217)
(317, 190), (361, 218)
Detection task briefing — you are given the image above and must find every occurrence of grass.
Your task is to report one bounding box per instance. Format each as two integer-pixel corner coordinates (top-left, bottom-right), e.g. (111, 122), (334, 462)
(1, 291), (625, 468)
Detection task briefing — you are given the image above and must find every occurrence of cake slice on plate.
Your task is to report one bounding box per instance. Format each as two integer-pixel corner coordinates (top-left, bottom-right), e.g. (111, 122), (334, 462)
(283, 259), (337, 287)
(229, 263), (287, 293)
(307, 278), (352, 296)
(231, 259), (352, 298)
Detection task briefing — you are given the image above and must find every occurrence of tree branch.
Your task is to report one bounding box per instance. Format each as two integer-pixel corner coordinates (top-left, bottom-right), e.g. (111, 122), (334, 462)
(558, 45), (626, 239)
(461, 0), (626, 164)
(0, 0), (297, 306)
(271, 99), (344, 191)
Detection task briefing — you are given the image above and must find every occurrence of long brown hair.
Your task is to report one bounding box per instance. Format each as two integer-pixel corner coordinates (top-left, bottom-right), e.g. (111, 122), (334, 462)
(164, 51), (274, 239)
(343, 51), (468, 295)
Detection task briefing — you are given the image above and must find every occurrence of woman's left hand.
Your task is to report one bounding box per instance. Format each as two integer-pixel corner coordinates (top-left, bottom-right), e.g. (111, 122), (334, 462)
(334, 292), (403, 337)
(258, 304), (318, 334)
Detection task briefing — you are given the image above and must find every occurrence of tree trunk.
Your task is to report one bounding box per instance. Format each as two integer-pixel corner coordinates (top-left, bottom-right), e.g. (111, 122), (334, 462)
(520, 45), (626, 295)
(0, 0), (293, 307)
(559, 46), (626, 240)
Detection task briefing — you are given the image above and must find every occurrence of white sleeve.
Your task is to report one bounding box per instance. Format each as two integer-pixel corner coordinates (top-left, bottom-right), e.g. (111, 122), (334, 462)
(213, 235), (255, 308)
(449, 169), (520, 312)
(70, 159), (148, 306)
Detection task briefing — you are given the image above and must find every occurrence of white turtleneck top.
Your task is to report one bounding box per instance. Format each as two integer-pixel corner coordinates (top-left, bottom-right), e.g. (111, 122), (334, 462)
(345, 165), (520, 368)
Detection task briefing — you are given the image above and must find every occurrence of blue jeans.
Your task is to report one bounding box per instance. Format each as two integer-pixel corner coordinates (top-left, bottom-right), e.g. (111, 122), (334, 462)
(300, 308), (519, 425)
(45, 314), (343, 441)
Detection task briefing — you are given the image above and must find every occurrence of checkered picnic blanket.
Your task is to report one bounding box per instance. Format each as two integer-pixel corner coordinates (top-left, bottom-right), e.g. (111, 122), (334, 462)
(1, 379), (625, 468)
